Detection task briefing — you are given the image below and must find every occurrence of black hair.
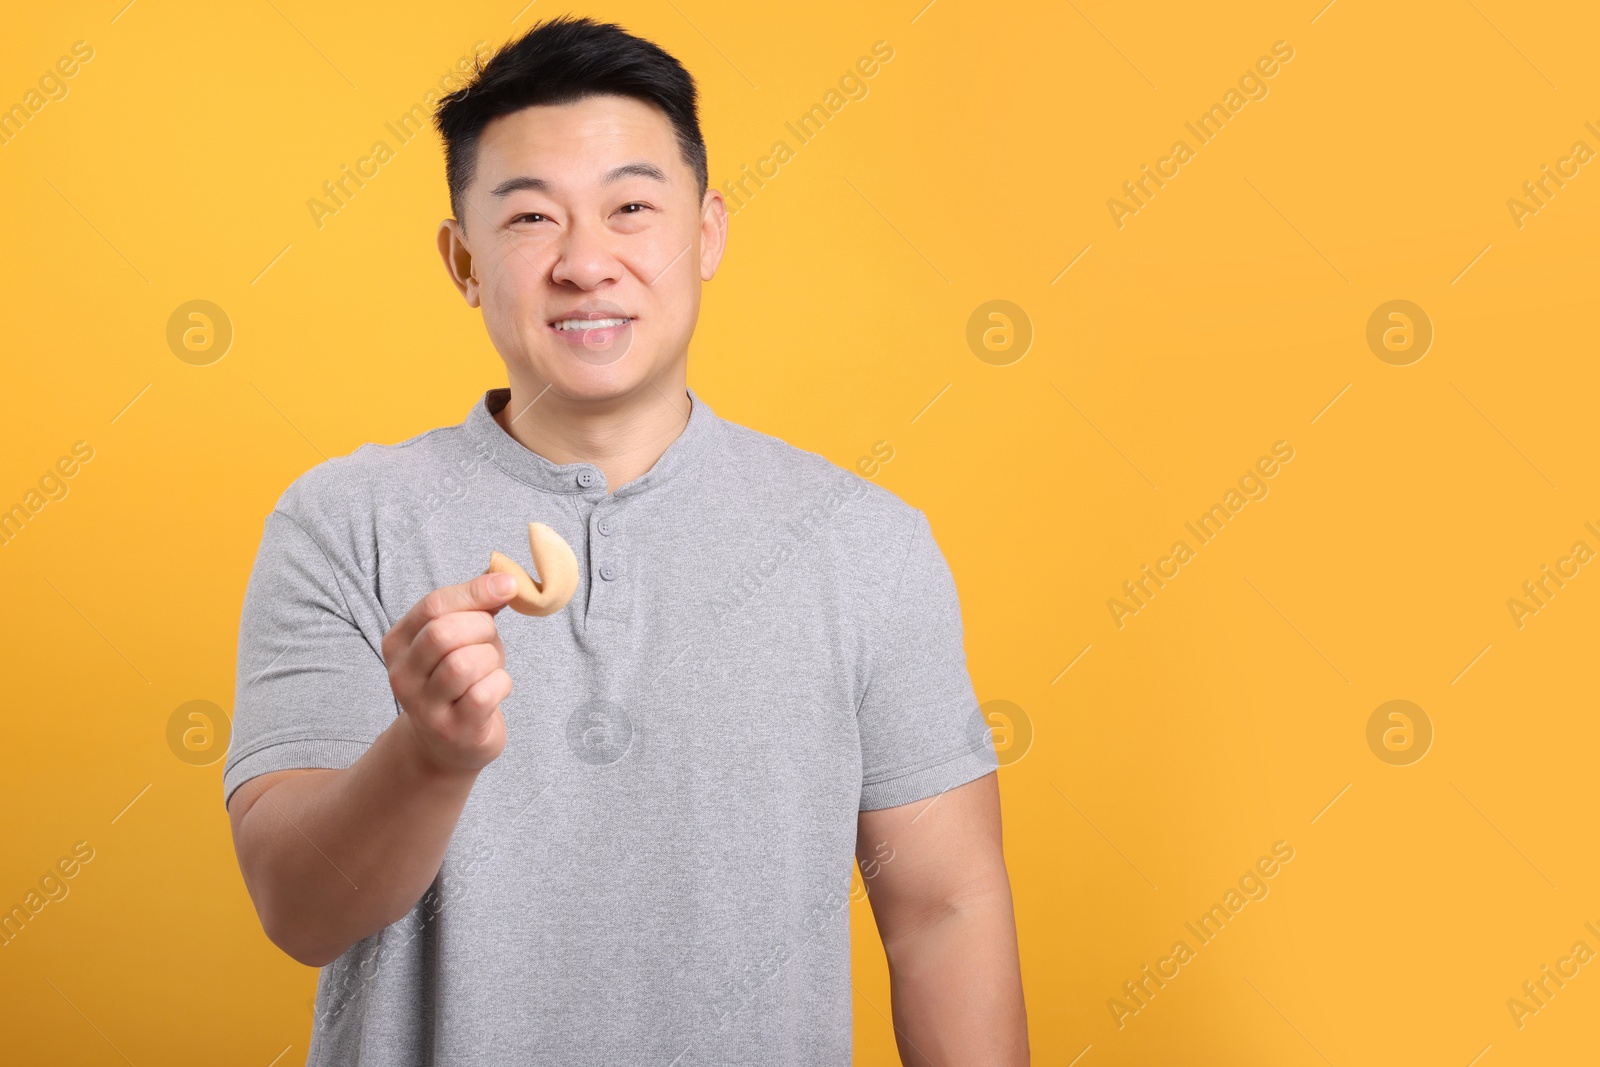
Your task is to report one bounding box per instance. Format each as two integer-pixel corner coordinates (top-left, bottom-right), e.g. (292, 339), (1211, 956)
(432, 14), (708, 231)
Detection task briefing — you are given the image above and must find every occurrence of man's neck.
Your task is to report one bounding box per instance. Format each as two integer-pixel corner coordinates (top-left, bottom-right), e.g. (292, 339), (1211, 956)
(493, 374), (692, 495)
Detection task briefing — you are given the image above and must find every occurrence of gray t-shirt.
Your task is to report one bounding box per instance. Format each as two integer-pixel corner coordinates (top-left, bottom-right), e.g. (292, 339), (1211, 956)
(225, 385), (998, 1066)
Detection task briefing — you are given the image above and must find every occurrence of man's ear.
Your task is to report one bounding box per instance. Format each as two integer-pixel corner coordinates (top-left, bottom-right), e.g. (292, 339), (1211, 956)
(437, 218), (480, 307)
(699, 188), (728, 281)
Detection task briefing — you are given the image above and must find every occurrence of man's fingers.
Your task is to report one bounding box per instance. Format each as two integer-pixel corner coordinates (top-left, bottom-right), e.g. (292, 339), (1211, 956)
(422, 643), (504, 708)
(406, 611), (502, 683)
(387, 572), (517, 656)
(454, 667), (513, 722)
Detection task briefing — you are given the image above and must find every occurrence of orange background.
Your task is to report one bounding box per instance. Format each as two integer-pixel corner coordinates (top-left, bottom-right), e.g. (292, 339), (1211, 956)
(2, 1), (1598, 1064)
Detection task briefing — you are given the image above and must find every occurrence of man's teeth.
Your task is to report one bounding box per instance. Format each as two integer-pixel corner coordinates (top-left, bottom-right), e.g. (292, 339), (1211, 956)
(553, 317), (629, 330)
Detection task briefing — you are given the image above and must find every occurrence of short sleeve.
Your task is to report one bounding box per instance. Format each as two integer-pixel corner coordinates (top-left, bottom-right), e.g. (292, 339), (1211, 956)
(856, 510), (998, 811)
(222, 508), (399, 809)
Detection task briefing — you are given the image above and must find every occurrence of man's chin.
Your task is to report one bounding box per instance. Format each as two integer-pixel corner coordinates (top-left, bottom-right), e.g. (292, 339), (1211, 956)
(530, 356), (650, 403)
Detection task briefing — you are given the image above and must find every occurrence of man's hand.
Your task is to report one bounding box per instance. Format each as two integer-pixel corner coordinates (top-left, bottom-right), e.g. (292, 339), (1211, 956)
(229, 570), (524, 966)
(382, 572), (520, 776)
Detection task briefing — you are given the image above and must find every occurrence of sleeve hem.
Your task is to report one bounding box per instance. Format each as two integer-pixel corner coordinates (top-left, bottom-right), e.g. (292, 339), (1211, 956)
(859, 740), (998, 812)
(223, 737), (374, 808)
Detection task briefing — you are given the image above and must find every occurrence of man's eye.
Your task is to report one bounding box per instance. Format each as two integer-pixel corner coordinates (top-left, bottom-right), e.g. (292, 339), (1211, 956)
(618, 203), (649, 215)
(512, 213), (546, 224)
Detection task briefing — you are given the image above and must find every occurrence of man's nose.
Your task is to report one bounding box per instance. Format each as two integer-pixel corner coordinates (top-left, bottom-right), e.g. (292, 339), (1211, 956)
(551, 216), (619, 288)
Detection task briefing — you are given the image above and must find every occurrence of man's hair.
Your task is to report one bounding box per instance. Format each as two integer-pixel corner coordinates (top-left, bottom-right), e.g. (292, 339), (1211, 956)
(432, 15), (708, 232)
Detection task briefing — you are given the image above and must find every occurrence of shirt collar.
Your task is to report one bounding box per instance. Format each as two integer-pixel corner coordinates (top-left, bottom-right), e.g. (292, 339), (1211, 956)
(464, 384), (718, 498)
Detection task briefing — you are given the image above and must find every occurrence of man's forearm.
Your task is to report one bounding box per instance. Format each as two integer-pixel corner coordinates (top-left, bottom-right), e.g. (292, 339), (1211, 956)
(882, 892), (1029, 1066)
(234, 715), (480, 967)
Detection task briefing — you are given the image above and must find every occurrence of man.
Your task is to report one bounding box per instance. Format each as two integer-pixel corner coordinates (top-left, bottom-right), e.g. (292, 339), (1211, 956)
(225, 14), (1027, 1066)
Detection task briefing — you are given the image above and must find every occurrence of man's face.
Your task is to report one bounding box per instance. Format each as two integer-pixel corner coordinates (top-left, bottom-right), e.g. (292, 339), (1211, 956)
(438, 93), (725, 403)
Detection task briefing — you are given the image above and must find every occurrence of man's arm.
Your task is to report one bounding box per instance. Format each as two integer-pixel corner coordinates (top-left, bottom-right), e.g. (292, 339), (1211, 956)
(227, 572), (520, 967)
(856, 771), (1028, 1067)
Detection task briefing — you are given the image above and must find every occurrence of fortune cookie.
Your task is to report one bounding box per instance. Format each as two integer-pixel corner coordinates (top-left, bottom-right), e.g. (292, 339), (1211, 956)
(484, 521), (579, 616)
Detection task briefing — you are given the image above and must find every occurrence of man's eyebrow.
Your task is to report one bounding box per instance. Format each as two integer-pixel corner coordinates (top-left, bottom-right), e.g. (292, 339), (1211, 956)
(604, 161), (671, 185)
(488, 161), (670, 198)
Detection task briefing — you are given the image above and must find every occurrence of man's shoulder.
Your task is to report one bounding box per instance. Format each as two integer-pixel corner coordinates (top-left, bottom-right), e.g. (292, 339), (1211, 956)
(267, 421), (468, 533)
(710, 416), (926, 542)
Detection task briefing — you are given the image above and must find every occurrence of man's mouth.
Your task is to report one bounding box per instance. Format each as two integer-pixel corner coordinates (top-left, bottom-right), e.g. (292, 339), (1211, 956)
(550, 316), (631, 331)
(546, 308), (634, 362)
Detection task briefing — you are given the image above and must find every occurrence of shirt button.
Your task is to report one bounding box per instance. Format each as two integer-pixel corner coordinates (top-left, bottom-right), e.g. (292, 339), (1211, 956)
(599, 563), (618, 581)
(597, 517), (613, 536)
(577, 470), (596, 488)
